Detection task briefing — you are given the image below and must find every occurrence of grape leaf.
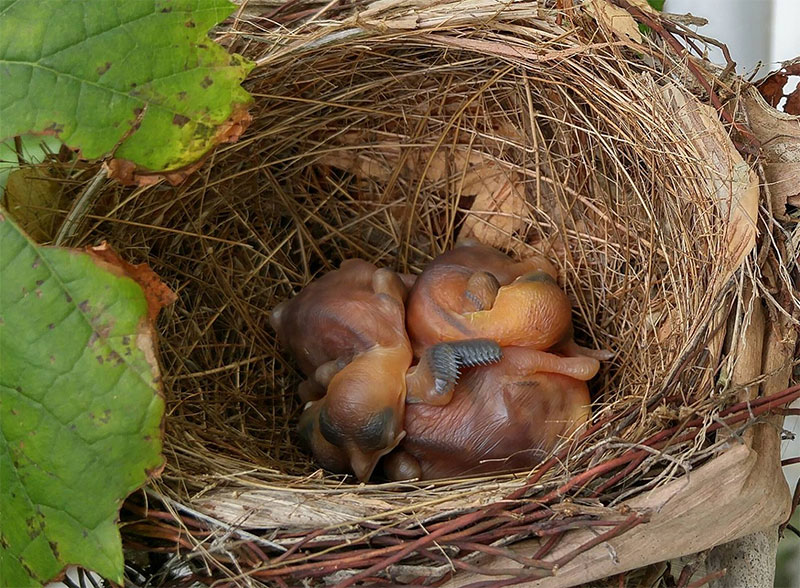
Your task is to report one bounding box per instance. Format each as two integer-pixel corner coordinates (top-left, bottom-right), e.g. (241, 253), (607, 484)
(0, 209), (170, 586)
(0, 0), (253, 174)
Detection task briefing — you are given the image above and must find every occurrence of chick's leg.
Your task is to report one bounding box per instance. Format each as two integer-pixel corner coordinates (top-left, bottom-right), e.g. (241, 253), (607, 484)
(504, 347), (601, 381)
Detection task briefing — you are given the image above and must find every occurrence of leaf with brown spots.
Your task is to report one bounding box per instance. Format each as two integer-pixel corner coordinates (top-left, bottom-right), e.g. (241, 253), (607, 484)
(0, 0), (253, 180)
(0, 209), (170, 586)
(105, 105), (252, 186)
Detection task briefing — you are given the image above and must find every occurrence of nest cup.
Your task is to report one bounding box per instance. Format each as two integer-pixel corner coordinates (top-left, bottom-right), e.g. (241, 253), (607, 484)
(56, 2), (797, 585)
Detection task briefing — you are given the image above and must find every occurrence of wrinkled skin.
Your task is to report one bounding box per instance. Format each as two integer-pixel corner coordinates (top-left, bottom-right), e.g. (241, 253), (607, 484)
(383, 347), (591, 480)
(271, 259), (412, 480)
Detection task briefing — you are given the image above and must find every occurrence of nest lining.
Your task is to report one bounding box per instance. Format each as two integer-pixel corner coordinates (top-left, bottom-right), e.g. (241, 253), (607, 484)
(45, 0), (796, 584)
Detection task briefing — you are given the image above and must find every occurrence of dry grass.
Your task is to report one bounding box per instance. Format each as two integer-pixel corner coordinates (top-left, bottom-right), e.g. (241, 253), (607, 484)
(38, 0), (798, 584)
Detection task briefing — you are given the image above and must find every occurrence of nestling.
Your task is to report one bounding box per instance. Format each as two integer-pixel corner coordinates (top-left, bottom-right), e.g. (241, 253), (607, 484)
(270, 259), (413, 480)
(406, 241), (608, 373)
(383, 346), (592, 480)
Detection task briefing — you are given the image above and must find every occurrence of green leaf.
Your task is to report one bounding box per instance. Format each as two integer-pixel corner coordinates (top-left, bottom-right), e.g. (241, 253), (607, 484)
(637, 0), (664, 35)
(0, 209), (166, 586)
(0, 0), (254, 173)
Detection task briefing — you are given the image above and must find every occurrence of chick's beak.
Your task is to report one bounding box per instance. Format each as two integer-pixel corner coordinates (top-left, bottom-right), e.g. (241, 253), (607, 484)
(348, 430), (406, 482)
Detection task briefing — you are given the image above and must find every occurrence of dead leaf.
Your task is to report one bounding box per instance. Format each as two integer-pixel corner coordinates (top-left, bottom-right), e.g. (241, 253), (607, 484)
(758, 71), (788, 108)
(105, 157), (207, 187)
(319, 124), (531, 251)
(626, 0), (658, 15)
(457, 163), (528, 250)
(785, 86), (800, 116)
(2, 165), (67, 242)
(659, 83), (759, 276)
(742, 85), (800, 219)
(317, 151), (397, 183)
(213, 104), (253, 145)
(85, 242), (177, 322)
(757, 61), (800, 113)
(583, 0), (643, 45)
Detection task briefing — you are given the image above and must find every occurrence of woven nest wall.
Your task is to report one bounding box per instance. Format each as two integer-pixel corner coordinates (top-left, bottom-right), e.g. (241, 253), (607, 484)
(51, 1), (799, 586)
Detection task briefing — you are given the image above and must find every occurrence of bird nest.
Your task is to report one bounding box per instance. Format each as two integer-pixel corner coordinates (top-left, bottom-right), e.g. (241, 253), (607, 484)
(51, 0), (800, 585)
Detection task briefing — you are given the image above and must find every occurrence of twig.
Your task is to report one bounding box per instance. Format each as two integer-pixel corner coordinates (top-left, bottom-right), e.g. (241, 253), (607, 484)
(54, 167), (107, 246)
(13, 135), (24, 165)
(685, 568), (727, 588)
(143, 488), (287, 553)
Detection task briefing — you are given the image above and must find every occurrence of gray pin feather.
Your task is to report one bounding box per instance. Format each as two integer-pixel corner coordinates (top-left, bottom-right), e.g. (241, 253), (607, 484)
(423, 339), (503, 396)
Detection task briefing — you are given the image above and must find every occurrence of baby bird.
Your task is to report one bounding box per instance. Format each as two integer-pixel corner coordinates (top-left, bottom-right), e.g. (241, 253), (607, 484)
(406, 241), (607, 374)
(272, 259), (503, 479)
(405, 241), (564, 349)
(296, 338), (504, 478)
(382, 346), (592, 480)
(271, 259), (413, 481)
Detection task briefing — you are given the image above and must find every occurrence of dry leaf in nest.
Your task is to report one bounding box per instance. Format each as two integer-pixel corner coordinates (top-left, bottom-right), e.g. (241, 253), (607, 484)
(757, 60), (800, 114)
(455, 159), (528, 251)
(758, 70), (789, 109)
(2, 165), (68, 242)
(659, 82), (758, 276)
(582, 0), (643, 44)
(744, 85), (800, 215)
(320, 124), (531, 252)
(318, 133), (402, 186)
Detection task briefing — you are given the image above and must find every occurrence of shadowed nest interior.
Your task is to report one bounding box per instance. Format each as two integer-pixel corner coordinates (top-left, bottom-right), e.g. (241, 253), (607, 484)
(44, 0), (797, 583)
